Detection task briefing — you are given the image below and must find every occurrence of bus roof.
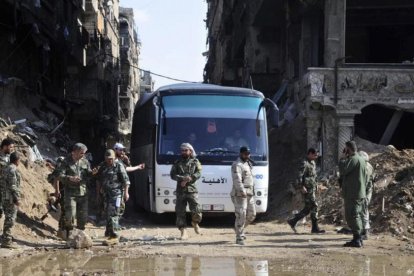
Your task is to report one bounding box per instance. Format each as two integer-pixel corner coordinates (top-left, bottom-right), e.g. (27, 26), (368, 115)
(136, 83), (264, 109)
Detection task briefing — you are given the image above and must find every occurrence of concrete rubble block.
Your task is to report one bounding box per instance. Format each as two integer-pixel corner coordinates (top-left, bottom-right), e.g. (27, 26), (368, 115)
(66, 229), (93, 249)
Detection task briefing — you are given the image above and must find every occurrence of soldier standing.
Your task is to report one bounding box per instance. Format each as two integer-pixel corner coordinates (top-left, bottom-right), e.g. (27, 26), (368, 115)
(170, 143), (202, 240)
(231, 146), (256, 245)
(339, 141), (367, 248)
(1, 152), (21, 249)
(56, 143), (94, 237)
(95, 150), (130, 242)
(288, 148), (325, 234)
(0, 138), (15, 218)
(359, 151), (375, 240)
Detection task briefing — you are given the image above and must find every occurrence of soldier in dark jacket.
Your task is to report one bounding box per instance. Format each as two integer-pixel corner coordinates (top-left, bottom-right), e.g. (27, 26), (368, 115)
(339, 141), (367, 248)
(170, 143), (202, 240)
(288, 148), (325, 234)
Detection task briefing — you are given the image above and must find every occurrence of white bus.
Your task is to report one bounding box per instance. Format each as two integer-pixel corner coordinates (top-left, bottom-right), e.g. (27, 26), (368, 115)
(130, 83), (278, 214)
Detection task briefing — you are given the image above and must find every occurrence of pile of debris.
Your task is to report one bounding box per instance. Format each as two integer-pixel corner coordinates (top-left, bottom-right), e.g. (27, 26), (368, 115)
(0, 112), (74, 242)
(318, 138), (414, 239)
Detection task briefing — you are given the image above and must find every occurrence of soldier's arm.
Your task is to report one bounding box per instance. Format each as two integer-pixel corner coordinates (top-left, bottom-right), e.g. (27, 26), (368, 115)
(7, 168), (20, 203)
(296, 161), (306, 189)
(170, 163), (184, 181)
(190, 160), (202, 181)
(338, 157), (358, 176)
(232, 164), (245, 194)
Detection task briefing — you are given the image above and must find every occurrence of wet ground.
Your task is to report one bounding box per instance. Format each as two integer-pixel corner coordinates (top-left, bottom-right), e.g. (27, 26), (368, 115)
(1, 214), (414, 275)
(1, 250), (413, 275)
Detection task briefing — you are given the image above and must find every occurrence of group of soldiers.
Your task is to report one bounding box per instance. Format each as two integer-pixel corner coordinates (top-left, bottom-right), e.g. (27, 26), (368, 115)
(0, 136), (374, 248)
(288, 140), (374, 248)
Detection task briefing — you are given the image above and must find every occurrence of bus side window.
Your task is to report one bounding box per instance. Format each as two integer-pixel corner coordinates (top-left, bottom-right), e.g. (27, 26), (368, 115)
(162, 139), (176, 155)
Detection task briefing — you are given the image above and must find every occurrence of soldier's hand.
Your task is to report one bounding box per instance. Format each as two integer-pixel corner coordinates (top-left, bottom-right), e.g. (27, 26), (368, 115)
(301, 186), (308, 194)
(180, 181), (188, 187)
(124, 193), (130, 202)
(92, 168), (99, 175)
(15, 200), (21, 207)
(240, 191), (247, 198)
(184, 176), (192, 182)
(69, 176), (81, 183)
(55, 191), (61, 199)
(139, 163), (145, 169)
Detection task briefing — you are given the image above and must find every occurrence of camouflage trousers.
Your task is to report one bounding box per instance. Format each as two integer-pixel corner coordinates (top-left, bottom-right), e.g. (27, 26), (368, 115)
(296, 190), (318, 221)
(231, 195), (256, 239)
(345, 198), (364, 235)
(105, 194), (122, 235)
(64, 194), (88, 230)
(361, 187), (373, 230)
(175, 192), (202, 229)
(1, 201), (17, 245)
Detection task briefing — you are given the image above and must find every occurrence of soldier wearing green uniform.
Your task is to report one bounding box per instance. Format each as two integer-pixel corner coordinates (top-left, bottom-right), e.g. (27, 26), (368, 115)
(0, 139), (15, 218)
(359, 151), (375, 240)
(339, 141), (367, 248)
(288, 148), (325, 234)
(231, 146), (256, 245)
(1, 152), (21, 249)
(56, 143), (93, 237)
(96, 149), (130, 241)
(170, 143), (202, 240)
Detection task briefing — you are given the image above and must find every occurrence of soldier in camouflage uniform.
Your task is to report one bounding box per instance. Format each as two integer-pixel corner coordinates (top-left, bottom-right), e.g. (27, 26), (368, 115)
(96, 149), (130, 240)
(1, 152), (21, 249)
(231, 146), (256, 245)
(170, 143), (202, 240)
(56, 143), (93, 237)
(0, 139), (15, 218)
(288, 148), (325, 234)
(359, 151), (374, 240)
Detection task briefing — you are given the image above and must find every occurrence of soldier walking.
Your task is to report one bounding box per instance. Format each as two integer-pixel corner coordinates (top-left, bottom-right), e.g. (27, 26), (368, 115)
(359, 151), (375, 240)
(231, 146), (256, 245)
(170, 143), (202, 240)
(56, 143), (94, 237)
(1, 152), (21, 249)
(339, 141), (367, 248)
(288, 148), (325, 234)
(95, 149), (130, 242)
(0, 138), (15, 218)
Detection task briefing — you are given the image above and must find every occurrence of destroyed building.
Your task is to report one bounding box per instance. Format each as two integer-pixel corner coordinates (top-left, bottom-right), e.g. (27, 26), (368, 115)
(204, 0), (414, 172)
(0, 0), (142, 161)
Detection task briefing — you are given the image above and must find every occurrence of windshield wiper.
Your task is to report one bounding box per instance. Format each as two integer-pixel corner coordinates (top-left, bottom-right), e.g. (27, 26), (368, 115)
(201, 148), (238, 154)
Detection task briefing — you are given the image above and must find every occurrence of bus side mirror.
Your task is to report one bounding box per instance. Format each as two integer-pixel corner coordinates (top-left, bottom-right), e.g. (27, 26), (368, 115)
(149, 101), (159, 126)
(256, 98), (279, 136)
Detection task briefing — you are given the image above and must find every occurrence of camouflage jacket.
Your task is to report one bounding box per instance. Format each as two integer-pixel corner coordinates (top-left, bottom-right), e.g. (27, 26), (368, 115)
(231, 157), (254, 196)
(96, 160), (130, 197)
(170, 157), (202, 193)
(2, 163), (21, 203)
(0, 152), (10, 183)
(297, 159), (317, 190)
(56, 155), (92, 197)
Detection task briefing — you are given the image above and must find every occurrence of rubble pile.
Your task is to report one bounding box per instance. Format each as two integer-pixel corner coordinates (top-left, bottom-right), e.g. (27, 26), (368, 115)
(0, 110), (74, 242)
(318, 139), (414, 238)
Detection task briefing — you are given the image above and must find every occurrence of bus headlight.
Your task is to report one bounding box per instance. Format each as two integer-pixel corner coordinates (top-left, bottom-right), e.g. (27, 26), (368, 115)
(164, 190), (170, 195)
(256, 191), (262, 197)
(164, 199), (170, 204)
(256, 200), (262, 206)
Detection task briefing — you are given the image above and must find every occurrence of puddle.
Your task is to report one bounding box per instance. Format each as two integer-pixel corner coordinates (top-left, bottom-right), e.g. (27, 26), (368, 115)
(0, 251), (413, 275)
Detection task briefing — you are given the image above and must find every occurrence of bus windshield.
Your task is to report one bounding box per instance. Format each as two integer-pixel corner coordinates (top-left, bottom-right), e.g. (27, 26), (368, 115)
(157, 95), (268, 165)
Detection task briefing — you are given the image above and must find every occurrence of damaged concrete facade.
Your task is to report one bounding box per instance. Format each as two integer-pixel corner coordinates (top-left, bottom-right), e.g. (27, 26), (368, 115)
(0, 0), (142, 161)
(205, 0), (414, 172)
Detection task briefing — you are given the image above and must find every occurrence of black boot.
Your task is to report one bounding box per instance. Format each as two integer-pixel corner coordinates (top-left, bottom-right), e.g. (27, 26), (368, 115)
(361, 229), (369, 240)
(287, 216), (301, 234)
(311, 219), (326, 234)
(343, 234), (363, 248)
